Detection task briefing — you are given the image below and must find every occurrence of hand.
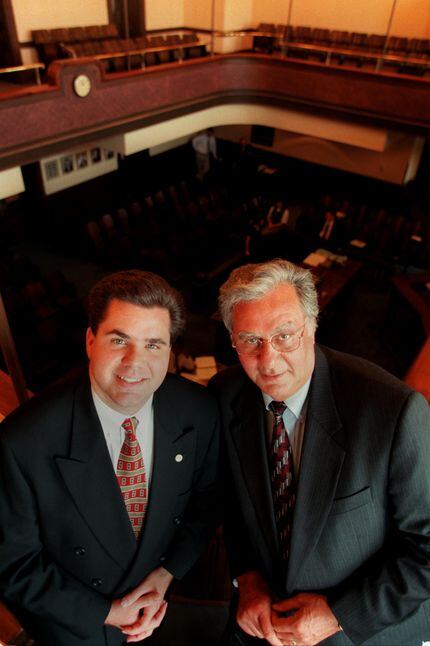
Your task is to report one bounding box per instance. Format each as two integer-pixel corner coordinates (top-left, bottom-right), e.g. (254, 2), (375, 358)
(236, 571), (283, 646)
(105, 567), (173, 642)
(271, 593), (341, 646)
(120, 600), (168, 643)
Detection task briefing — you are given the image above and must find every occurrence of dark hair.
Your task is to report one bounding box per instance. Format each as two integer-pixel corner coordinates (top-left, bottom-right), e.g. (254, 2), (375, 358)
(88, 270), (185, 343)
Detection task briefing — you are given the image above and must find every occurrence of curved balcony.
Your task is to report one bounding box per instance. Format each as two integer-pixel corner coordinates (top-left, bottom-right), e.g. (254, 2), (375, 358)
(0, 49), (430, 170)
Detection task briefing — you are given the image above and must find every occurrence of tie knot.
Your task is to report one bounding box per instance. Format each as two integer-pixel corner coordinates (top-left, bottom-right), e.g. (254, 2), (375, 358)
(269, 401), (287, 418)
(122, 416), (139, 435)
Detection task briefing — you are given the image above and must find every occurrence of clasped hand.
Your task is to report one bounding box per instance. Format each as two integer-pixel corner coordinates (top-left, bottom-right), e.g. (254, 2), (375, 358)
(236, 572), (340, 646)
(105, 566), (173, 642)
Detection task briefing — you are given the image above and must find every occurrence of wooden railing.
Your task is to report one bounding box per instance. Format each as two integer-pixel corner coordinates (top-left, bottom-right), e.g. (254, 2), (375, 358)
(0, 63), (44, 86)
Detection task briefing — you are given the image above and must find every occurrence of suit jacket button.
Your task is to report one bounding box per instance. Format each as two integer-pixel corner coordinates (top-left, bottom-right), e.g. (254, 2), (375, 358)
(74, 546), (86, 557)
(91, 578), (102, 588)
(159, 555), (166, 563)
(173, 515), (182, 525)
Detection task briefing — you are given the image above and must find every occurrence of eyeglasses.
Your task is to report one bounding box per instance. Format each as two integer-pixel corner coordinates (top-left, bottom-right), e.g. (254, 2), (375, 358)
(232, 323), (306, 356)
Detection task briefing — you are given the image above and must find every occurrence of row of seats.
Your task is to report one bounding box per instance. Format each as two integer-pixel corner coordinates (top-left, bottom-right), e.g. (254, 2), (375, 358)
(32, 24), (206, 68)
(33, 24), (119, 66)
(256, 23), (430, 58)
(33, 24), (118, 44)
(291, 196), (430, 276)
(70, 34), (206, 70)
(80, 174), (262, 313)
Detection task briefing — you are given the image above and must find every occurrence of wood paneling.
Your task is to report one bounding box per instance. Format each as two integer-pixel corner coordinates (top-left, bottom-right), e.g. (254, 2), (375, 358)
(0, 54), (430, 169)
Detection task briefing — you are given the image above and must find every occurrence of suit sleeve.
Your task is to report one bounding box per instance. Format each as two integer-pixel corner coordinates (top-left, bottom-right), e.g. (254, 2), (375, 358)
(208, 374), (262, 581)
(221, 439), (261, 580)
(328, 391), (430, 643)
(161, 397), (221, 579)
(0, 431), (110, 640)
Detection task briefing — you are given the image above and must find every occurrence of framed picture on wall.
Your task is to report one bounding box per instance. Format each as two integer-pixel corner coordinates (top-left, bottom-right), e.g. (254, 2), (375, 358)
(103, 148), (115, 160)
(44, 159), (59, 180)
(91, 147), (101, 163)
(76, 151), (88, 169)
(61, 155), (74, 174)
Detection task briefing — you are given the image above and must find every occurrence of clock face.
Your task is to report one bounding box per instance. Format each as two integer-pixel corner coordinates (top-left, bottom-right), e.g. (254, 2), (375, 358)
(73, 74), (92, 98)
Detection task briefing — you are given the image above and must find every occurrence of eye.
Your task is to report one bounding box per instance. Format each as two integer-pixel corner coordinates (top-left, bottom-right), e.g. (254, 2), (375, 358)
(244, 336), (261, 346)
(111, 337), (126, 346)
(146, 342), (161, 351)
(278, 332), (293, 341)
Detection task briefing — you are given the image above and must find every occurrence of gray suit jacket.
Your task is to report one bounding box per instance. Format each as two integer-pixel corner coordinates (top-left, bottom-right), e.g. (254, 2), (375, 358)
(0, 372), (219, 645)
(210, 346), (430, 645)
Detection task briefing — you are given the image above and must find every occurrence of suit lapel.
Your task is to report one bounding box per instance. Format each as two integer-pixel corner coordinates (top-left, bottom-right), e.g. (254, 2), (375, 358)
(287, 346), (345, 591)
(55, 379), (137, 570)
(231, 380), (279, 560)
(130, 379), (197, 576)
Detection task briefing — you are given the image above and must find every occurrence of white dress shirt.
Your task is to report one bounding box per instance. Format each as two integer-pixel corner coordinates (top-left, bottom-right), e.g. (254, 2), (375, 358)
(91, 390), (155, 490)
(263, 377), (311, 473)
(192, 132), (217, 157)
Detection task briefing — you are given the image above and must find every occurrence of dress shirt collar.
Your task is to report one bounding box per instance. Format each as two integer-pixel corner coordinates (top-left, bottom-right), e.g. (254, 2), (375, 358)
(262, 377), (312, 419)
(91, 389), (154, 428)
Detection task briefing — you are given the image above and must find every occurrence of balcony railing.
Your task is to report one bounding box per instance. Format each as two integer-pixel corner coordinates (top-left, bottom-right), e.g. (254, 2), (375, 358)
(0, 63), (45, 86)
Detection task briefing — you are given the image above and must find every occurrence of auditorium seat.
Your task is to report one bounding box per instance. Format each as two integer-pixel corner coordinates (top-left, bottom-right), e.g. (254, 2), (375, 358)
(181, 33), (206, 59)
(116, 207), (130, 232)
(150, 35), (170, 64)
(165, 34), (183, 62)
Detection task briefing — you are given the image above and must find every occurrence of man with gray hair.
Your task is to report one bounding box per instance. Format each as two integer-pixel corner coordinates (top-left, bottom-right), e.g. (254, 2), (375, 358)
(210, 258), (430, 646)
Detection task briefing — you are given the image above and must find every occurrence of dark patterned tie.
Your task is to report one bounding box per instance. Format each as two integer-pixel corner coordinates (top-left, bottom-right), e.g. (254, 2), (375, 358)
(116, 417), (147, 539)
(269, 401), (296, 559)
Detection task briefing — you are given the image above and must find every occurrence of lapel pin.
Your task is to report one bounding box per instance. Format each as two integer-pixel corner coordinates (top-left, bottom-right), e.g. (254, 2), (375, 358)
(175, 454), (183, 462)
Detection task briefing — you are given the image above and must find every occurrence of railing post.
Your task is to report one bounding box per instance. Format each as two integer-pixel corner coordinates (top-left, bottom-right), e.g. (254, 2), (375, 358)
(210, 0), (216, 56)
(282, 0), (293, 58)
(380, 0), (398, 73)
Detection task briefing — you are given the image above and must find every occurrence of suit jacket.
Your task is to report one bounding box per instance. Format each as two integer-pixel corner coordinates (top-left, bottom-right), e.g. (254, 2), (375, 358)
(210, 345), (430, 645)
(0, 372), (219, 646)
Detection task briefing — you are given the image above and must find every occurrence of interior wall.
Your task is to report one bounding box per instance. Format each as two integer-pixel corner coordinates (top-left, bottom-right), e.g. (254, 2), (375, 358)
(215, 0), (253, 52)
(252, 0), (290, 27)
(216, 124), (423, 185)
(280, 0), (430, 38)
(390, 0), (430, 38)
(289, 0), (393, 35)
(183, 0), (213, 30)
(145, 0), (184, 30)
(11, 0), (108, 42)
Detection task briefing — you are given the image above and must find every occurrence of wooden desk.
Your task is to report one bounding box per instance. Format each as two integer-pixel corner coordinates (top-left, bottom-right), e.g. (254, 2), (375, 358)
(0, 600), (34, 645)
(393, 272), (430, 400)
(406, 337), (430, 401)
(0, 370), (31, 419)
(392, 272), (430, 336)
(304, 257), (361, 311)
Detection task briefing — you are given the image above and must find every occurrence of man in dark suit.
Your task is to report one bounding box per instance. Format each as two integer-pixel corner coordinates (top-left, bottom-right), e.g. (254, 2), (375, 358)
(0, 270), (219, 645)
(210, 259), (430, 646)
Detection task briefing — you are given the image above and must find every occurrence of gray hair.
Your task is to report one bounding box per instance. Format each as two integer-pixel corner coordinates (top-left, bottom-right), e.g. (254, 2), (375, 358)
(219, 259), (319, 331)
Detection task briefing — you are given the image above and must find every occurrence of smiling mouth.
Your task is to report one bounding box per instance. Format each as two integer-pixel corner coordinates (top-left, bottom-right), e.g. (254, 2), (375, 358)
(116, 375), (146, 384)
(261, 373), (286, 380)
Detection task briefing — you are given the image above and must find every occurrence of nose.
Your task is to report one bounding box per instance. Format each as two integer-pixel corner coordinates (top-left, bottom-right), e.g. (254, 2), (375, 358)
(121, 344), (145, 367)
(258, 339), (281, 374)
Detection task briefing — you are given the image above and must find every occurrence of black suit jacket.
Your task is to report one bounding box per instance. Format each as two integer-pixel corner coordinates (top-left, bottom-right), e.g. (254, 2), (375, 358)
(0, 372), (219, 645)
(210, 346), (430, 645)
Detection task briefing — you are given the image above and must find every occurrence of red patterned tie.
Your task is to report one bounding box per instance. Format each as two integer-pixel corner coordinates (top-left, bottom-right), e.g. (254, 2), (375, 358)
(117, 417), (147, 539)
(269, 401), (296, 560)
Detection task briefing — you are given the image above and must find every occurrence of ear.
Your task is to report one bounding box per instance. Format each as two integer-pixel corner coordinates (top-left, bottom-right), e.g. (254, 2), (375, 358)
(86, 327), (95, 359)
